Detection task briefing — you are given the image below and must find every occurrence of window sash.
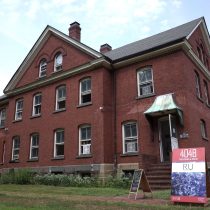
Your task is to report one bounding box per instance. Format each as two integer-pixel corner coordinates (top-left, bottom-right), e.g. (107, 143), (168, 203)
(15, 100), (23, 120)
(195, 73), (201, 98)
(54, 53), (63, 71)
(30, 134), (39, 159)
(79, 126), (91, 155)
(56, 87), (66, 110)
(123, 122), (138, 153)
(12, 138), (20, 160)
(138, 68), (154, 96)
(33, 95), (42, 116)
(54, 130), (64, 157)
(80, 79), (91, 104)
(39, 60), (47, 77)
(201, 121), (207, 138)
(204, 81), (210, 105)
(0, 109), (6, 127)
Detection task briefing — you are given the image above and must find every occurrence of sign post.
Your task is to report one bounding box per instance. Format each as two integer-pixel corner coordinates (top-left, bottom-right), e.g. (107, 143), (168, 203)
(171, 147), (207, 204)
(128, 169), (152, 200)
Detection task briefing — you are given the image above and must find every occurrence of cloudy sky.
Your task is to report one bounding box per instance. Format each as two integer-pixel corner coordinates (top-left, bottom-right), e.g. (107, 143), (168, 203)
(0, 0), (210, 95)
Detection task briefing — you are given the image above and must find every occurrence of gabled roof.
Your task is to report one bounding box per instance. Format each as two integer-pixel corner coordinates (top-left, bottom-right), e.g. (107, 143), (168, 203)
(4, 25), (102, 93)
(104, 17), (208, 62)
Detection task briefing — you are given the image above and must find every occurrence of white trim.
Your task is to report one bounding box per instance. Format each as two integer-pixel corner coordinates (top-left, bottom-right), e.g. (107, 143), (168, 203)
(30, 133), (39, 159)
(79, 125), (91, 155)
(186, 20), (202, 39)
(137, 67), (154, 97)
(32, 93), (42, 116)
(54, 129), (64, 157)
(4, 26), (102, 93)
(122, 121), (138, 154)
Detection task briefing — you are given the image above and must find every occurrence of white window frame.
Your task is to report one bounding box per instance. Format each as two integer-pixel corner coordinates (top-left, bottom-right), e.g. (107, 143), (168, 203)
(195, 72), (201, 98)
(39, 59), (47, 77)
(54, 53), (63, 72)
(12, 136), (20, 161)
(54, 129), (64, 157)
(32, 94), (42, 116)
(30, 133), (39, 159)
(79, 78), (91, 105)
(79, 125), (91, 155)
(15, 99), (23, 121)
(56, 86), (66, 111)
(122, 122), (138, 154)
(201, 120), (208, 139)
(0, 108), (6, 128)
(137, 67), (154, 97)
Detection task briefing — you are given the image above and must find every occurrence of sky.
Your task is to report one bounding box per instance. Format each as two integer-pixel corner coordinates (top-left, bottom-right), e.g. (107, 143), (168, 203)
(0, 0), (210, 95)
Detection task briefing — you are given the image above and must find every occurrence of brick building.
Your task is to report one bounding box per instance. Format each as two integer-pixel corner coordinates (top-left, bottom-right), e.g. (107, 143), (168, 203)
(0, 17), (210, 178)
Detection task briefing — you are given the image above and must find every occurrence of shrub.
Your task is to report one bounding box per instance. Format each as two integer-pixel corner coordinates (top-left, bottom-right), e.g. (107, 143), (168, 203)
(0, 169), (33, 184)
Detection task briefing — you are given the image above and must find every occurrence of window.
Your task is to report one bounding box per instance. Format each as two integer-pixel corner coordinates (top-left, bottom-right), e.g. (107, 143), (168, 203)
(32, 94), (42, 116)
(80, 78), (91, 104)
(15, 99), (23, 120)
(122, 122), (138, 153)
(12, 136), (20, 161)
(0, 108), (6, 128)
(54, 53), (63, 71)
(204, 80), (210, 105)
(195, 72), (201, 98)
(79, 125), (91, 155)
(200, 120), (207, 139)
(137, 67), (154, 97)
(56, 86), (66, 110)
(30, 133), (39, 159)
(54, 129), (64, 157)
(39, 59), (47, 77)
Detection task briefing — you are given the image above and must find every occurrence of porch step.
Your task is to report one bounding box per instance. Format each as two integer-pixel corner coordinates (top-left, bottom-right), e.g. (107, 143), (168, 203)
(146, 163), (172, 190)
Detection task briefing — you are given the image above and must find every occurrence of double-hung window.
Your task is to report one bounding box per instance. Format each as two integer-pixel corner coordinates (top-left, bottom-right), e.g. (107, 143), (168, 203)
(195, 71), (202, 98)
(15, 99), (23, 120)
(0, 108), (6, 128)
(137, 67), (154, 97)
(39, 59), (47, 77)
(79, 125), (91, 155)
(80, 78), (91, 104)
(200, 120), (208, 139)
(32, 94), (42, 116)
(122, 122), (138, 153)
(54, 129), (64, 157)
(12, 136), (20, 161)
(30, 133), (39, 159)
(54, 53), (63, 71)
(56, 86), (66, 110)
(204, 80), (210, 105)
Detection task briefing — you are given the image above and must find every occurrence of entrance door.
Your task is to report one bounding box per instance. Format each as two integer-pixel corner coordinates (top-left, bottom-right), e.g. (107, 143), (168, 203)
(159, 115), (178, 162)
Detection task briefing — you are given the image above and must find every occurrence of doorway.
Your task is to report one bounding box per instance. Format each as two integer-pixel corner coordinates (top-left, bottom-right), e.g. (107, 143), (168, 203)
(159, 115), (178, 162)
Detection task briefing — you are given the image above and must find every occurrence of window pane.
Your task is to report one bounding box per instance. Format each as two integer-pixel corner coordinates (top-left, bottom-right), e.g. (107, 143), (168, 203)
(81, 127), (87, 140)
(58, 101), (66, 109)
(35, 95), (41, 104)
(82, 93), (91, 104)
(58, 87), (66, 99)
(81, 79), (91, 92)
(124, 124), (131, 138)
(32, 135), (39, 146)
(131, 124), (137, 136)
(17, 100), (23, 110)
(56, 130), (64, 143)
(55, 54), (63, 66)
(56, 145), (64, 156)
(139, 71), (146, 83)
(145, 69), (152, 80)
(31, 148), (38, 158)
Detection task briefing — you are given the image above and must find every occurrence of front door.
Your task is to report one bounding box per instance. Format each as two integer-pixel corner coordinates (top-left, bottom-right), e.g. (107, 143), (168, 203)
(159, 115), (178, 162)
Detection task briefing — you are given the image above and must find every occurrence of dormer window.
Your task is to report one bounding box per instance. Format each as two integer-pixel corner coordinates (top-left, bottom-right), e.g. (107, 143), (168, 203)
(39, 59), (47, 77)
(54, 53), (63, 72)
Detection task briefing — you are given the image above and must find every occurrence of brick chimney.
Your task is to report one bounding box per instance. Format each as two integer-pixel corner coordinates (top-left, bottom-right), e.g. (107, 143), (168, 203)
(69, 21), (81, 41)
(100, 44), (112, 53)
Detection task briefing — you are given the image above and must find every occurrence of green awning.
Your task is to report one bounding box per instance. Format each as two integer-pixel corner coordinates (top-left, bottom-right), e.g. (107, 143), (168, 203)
(144, 93), (183, 125)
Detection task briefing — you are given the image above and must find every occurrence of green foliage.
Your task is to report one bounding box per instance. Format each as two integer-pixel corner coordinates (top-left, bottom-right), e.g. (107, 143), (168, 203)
(104, 175), (131, 188)
(0, 169), (33, 185)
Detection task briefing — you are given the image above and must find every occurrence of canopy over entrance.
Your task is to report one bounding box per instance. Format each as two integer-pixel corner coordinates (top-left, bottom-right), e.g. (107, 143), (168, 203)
(144, 93), (183, 125)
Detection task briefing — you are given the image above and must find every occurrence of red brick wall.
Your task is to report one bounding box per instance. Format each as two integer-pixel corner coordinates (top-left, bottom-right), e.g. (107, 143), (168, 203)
(16, 34), (95, 88)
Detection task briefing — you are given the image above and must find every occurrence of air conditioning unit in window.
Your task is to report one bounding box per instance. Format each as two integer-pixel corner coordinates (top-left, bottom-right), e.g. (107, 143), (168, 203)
(127, 142), (136, 153)
(82, 144), (91, 155)
(56, 65), (62, 71)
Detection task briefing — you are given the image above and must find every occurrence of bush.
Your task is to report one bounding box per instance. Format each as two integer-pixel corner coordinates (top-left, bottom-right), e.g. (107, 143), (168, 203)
(0, 169), (33, 185)
(104, 175), (131, 189)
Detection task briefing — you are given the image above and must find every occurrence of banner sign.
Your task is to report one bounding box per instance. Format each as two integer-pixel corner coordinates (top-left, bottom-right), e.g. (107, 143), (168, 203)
(171, 147), (207, 204)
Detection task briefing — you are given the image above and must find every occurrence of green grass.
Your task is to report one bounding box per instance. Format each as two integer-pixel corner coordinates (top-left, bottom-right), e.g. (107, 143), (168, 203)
(0, 184), (208, 210)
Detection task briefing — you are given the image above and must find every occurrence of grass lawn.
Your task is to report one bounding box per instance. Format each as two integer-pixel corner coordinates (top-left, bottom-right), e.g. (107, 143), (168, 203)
(0, 184), (208, 210)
